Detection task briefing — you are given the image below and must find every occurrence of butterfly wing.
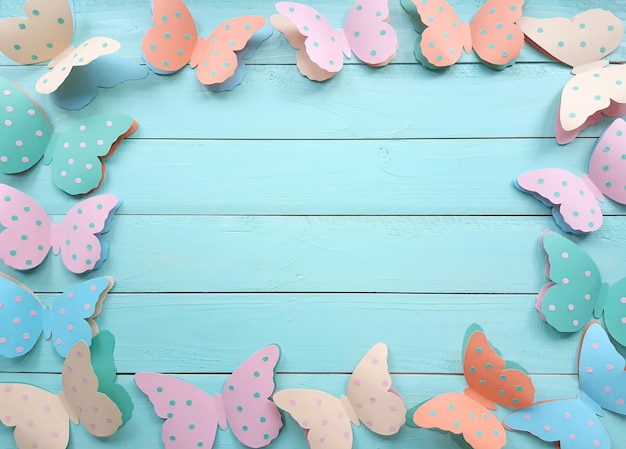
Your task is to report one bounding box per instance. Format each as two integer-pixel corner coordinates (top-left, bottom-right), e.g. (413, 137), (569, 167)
(516, 169), (604, 233)
(0, 77), (52, 174)
(135, 372), (219, 449)
(56, 193), (121, 274)
(141, 0), (197, 75)
(503, 397), (610, 449)
(343, 0), (398, 67)
(46, 114), (138, 195)
(0, 273), (44, 358)
(271, 2), (347, 81)
(190, 16), (270, 90)
(347, 342), (405, 435)
(469, 0), (524, 69)
(0, 0), (74, 64)
(407, 393), (507, 449)
(222, 345), (282, 447)
(0, 384), (69, 449)
(538, 231), (602, 333)
(273, 389), (353, 449)
(587, 118), (626, 205)
(48, 276), (114, 358)
(0, 184), (52, 270)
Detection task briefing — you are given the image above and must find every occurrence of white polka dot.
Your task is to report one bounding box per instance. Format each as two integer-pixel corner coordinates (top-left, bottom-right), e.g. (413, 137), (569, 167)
(64, 142), (69, 148)
(6, 106), (13, 112)
(27, 109), (34, 116)
(548, 305), (556, 311)
(85, 164), (92, 170)
(68, 158), (74, 164)
(21, 157), (29, 163)
(573, 320), (579, 326)
(584, 270), (591, 277)
(621, 317), (626, 324)
(80, 125), (86, 131)
(562, 252), (569, 258)
(60, 170), (67, 177)
(75, 178), (82, 184)
(35, 130), (43, 136)
(621, 297), (626, 304)
(4, 90), (11, 96)
(106, 121), (113, 126)
(4, 120), (12, 126)
(562, 278), (569, 284)
(585, 294), (591, 300)
(97, 139), (104, 145)
(568, 304), (574, 310)
(15, 140), (23, 147)
(0, 156), (7, 162)
(80, 142), (86, 148)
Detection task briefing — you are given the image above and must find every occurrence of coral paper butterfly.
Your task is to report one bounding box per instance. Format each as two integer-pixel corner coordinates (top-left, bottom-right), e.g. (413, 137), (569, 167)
(272, 343), (406, 449)
(0, 184), (121, 274)
(142, 0), (272, 91)
(400, 0), (525, 70)
(406, 324), (535, 449)
(270, 0), (398, 81)
(135, 345), (282, 449)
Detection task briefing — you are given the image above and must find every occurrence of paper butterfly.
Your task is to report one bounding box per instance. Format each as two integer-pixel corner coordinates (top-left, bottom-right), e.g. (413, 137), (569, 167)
(0, 184), (121, 274)
(273, 343), (406, 449)
(0, 273), (113, 358)
(0, 330), (133, 449)
(142, 0), (272, 91)
(533, 230), (626, 347)
(518, 9), (626, 144)
(135, 345), (282, 449)
(400, 0), (525, 70)
(406, 324), (535, 449)
(0, 77), (137, 195)
(504, 322), (626, 449)
(270, 0), (398, 82)
(516, 118), (626, 233)
(0, 0), (147, 109)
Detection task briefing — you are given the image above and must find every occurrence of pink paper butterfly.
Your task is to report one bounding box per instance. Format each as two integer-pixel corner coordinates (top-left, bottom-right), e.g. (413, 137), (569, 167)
(272, 343), (406, 449)
(135, 345), (282, 449)
(0, 184), (121, 273)
(270, 0), (398, 81)
(516, 118), (626, 233)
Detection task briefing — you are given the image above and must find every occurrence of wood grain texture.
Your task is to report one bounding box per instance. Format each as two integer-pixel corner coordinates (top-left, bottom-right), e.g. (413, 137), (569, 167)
(1, 0), (626, 448)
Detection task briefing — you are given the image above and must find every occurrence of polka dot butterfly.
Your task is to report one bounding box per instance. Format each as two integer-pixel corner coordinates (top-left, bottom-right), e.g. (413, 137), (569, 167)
(400, 0), (525, 70)
(516, 118), (626, 234)
(270, 0), (398, 81)
(406, 324), (535, 449)
(531, 230), (626, 346)
(0, 273), (113, 358)
(135, 345), (282, 449)
(504, 322), (626, 449)
(1, 77), (137, 195)
(272, 343), (406, 449)
(0, 331), (132, 449)
(518, 9), (626, 144)
(141, 0), (272, 91)
(0, 0), (147, 110)
(0, 184), (121, 274)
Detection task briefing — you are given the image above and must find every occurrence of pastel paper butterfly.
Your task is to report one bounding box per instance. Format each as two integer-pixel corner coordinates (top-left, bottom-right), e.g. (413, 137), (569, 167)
(534, 230), (626, 346)
(135, 345), (282, 449)
(142, 0), (272, 91)
(270, 0), (398, 81)
(272, 343), (406, 449)
(0, 0), (147, 109)
(406, 324), (535, 449)
(0, 273), (113, 358)
(504, 322), (626, 449)
(516, 118), (626, 233)
(400, 0), (525, 70)
(0, 184), (121, 274)
(518, 9), (626, 144)
(0, 77), (137, 195)
(0, 330), (133, 449)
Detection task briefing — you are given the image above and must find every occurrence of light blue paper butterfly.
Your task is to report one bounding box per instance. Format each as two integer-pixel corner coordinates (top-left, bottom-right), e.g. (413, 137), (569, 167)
(0, 273), (113, 358)
(504, 322), (626, 449)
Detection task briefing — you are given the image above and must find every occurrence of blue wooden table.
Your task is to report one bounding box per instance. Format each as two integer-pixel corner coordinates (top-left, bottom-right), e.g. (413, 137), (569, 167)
(2, 0), (626, 448)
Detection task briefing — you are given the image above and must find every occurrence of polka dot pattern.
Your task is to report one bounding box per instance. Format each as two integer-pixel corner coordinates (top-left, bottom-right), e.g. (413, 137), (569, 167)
(588, 118), (626, 204)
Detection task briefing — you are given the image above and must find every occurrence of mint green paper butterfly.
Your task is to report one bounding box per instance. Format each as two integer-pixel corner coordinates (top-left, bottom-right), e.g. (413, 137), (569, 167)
(0, 76), (137, 195)
(538, 230), (626, 345)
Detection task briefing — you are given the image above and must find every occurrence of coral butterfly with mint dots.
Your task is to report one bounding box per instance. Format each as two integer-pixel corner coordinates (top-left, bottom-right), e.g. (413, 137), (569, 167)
(0, 184), (121, 274)
(504, 322), (626, 449)
(0, 331), (133, 449)
(518, 9), (626, 144)
(0, 273), (113, 358)
(0, 0), (147, 109)
(135, 345), (283, 449)
(272, 343), (406, 449)
(141, 0), (272, 91)
(0, 77), (137, 196)
(270, 0), (398, 82)
(406, 324), (535, 449)
(533, 230), (626, 346)
(400, 0), (525, 70)
(516, 118), (626, 234)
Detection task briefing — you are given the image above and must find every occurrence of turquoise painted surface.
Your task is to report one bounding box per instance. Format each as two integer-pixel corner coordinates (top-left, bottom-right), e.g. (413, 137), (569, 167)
(1, 0), (626, 448)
